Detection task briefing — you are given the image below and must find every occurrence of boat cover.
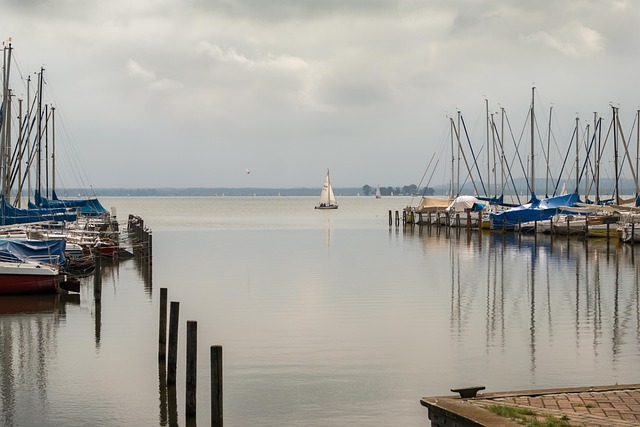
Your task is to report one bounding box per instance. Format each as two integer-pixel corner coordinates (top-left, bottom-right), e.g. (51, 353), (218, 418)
(32, 190), (108, 216)
(446, 196), (486, 213)
(490, 192), (580, 229)
(1, 195), (77, 226)
(413, 196), (452, 213)
(0, 239), (66, 266)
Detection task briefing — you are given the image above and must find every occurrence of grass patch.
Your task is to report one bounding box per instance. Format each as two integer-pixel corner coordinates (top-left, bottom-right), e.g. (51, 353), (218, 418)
(486, 405), (574, 426)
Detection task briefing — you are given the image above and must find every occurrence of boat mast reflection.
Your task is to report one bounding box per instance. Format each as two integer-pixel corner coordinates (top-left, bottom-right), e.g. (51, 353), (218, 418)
(404, 225), (640, 381)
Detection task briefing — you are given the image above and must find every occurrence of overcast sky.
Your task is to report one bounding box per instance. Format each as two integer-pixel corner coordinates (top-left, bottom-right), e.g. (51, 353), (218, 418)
(2, 0), (639, 189)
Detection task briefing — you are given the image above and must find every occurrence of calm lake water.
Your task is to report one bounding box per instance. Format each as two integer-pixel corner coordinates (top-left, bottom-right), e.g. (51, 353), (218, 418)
(1, 196), (639, 426)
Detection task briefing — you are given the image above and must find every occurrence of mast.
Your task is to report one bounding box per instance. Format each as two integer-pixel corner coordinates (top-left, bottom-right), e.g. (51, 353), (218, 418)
(637, 109), (640, 196)
(485, 98), (490, 199)
(1, 41), (13, 198)
(595, 112), (600, 204)
(16, 98), (22, 207)
(456, 111), (461, 196)
(52, 106), (56, 196)
(613, 106), (620, 204)
(4, 89), (11, 200)
(500, 107), (505, 197)
(530, 86), (535, 197)
(491, 112), (497, 198)
(584, 122), (590, 201)
(37, 67), (44, 198)
(45, 104), (49, 198)
(450, 115), (454, 198)
(546, 106), (552, 197)
(575, 116), (579, 195)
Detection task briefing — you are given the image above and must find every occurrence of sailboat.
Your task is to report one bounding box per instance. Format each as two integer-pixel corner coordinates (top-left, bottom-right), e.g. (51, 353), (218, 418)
(315, 169), (338, 209)
(375, 186), (382, 199)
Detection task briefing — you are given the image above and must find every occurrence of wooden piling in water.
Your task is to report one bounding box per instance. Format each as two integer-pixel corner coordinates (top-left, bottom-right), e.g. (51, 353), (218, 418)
(167, 301), (180, 385)
(93, 254), (102, 302)
(395, 211), (400, 226)
(388, 210), (392, 226)
(211, 345), (223, 427)
(148, 232), (153, 267)
(159, 288), (168, 361)
(186, 321), (197, 417)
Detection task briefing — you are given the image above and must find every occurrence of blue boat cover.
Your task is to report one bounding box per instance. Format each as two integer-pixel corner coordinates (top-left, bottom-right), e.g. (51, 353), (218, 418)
(490, 192), (580, 230)
(33, 190), (108, 216)
(0, 239), (66, 266)
(0, 195), (77, 226)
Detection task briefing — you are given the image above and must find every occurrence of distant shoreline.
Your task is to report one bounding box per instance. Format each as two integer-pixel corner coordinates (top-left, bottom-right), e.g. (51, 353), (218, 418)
(61, 188), (383, 197)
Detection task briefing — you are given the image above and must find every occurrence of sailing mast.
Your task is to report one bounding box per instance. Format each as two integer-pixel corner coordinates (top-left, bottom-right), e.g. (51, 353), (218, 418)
(36, 67), (44, 199)
(485, 98), (490, 200)
(595, 112), (600, 204)
(530, 86), (535, 198)
(575, 116), (579, 195)
(545, 106), (552, 198)
(613, 106), (620, 204)
(450, 115), (454, 198)
(1, 41), (13, 199)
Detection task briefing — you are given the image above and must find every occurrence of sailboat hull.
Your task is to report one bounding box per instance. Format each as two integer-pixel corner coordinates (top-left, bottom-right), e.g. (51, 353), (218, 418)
(315, 205), (338, 210)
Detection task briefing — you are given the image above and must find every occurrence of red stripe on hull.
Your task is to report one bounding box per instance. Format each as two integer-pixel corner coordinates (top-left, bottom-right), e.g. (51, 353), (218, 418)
(0, 275), (59, 295)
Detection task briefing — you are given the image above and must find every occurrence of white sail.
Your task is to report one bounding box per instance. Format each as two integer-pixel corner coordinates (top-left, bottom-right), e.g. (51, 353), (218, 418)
(316, 169), (338, 209)
(375, 186), (381, 198)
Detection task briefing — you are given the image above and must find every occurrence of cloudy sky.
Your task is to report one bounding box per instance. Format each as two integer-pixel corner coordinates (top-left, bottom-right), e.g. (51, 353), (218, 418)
(2, 0), (639, 189)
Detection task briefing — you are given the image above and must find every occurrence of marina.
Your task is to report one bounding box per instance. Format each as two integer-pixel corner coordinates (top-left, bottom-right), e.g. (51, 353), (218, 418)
(1, 196), (639, 426)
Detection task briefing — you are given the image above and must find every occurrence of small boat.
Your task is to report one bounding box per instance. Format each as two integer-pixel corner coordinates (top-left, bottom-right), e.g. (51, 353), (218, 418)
(0, 239), (66, 295)
(0, 261), (60, 295)
(315, 169), (338, 210)
(375, 186), (382, 199)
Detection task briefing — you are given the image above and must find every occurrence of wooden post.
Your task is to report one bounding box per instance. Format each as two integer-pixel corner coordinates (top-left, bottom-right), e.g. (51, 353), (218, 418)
(388, 210), (392, 226)
(584, 216), (589, 238)
(148, 232), (153, 281)
(466, 211), (471, 231)
(478, 211), (482, 231)
(159, 288), (168, 361)
(606, 223), (611, 241)
(395, 211), (399, 226)
(534, 220), (537, 234)
(93, 254), (102, 302)
(211, 345), (223, 427)
(186, 321), (197, 417)
(167, 301), (180, 385)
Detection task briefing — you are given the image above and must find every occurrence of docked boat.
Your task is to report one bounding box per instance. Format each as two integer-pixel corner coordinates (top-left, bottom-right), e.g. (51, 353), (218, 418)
(315, 169), (338, 210)
(0, 239), (66, 295)
(0, 261), (60, 295)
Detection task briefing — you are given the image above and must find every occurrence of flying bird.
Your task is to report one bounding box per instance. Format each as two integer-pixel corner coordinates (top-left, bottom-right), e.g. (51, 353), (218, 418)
(245, 169), (251, 174)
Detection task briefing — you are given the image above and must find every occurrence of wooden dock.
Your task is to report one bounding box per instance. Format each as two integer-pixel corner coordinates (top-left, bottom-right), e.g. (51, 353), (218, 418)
(421, 384), (640, 426)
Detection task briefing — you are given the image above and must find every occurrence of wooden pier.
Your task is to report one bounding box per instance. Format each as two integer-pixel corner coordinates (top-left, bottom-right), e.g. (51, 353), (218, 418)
(421, 384), (640, 426)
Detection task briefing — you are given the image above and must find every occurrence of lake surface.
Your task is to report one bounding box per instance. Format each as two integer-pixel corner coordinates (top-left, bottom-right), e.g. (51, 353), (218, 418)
(1, 196), (639, 426)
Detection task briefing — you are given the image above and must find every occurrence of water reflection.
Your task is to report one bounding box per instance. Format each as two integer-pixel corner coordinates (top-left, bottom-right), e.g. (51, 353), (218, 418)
(404, 225), (640, 382)
(0, 294), (79, 427)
